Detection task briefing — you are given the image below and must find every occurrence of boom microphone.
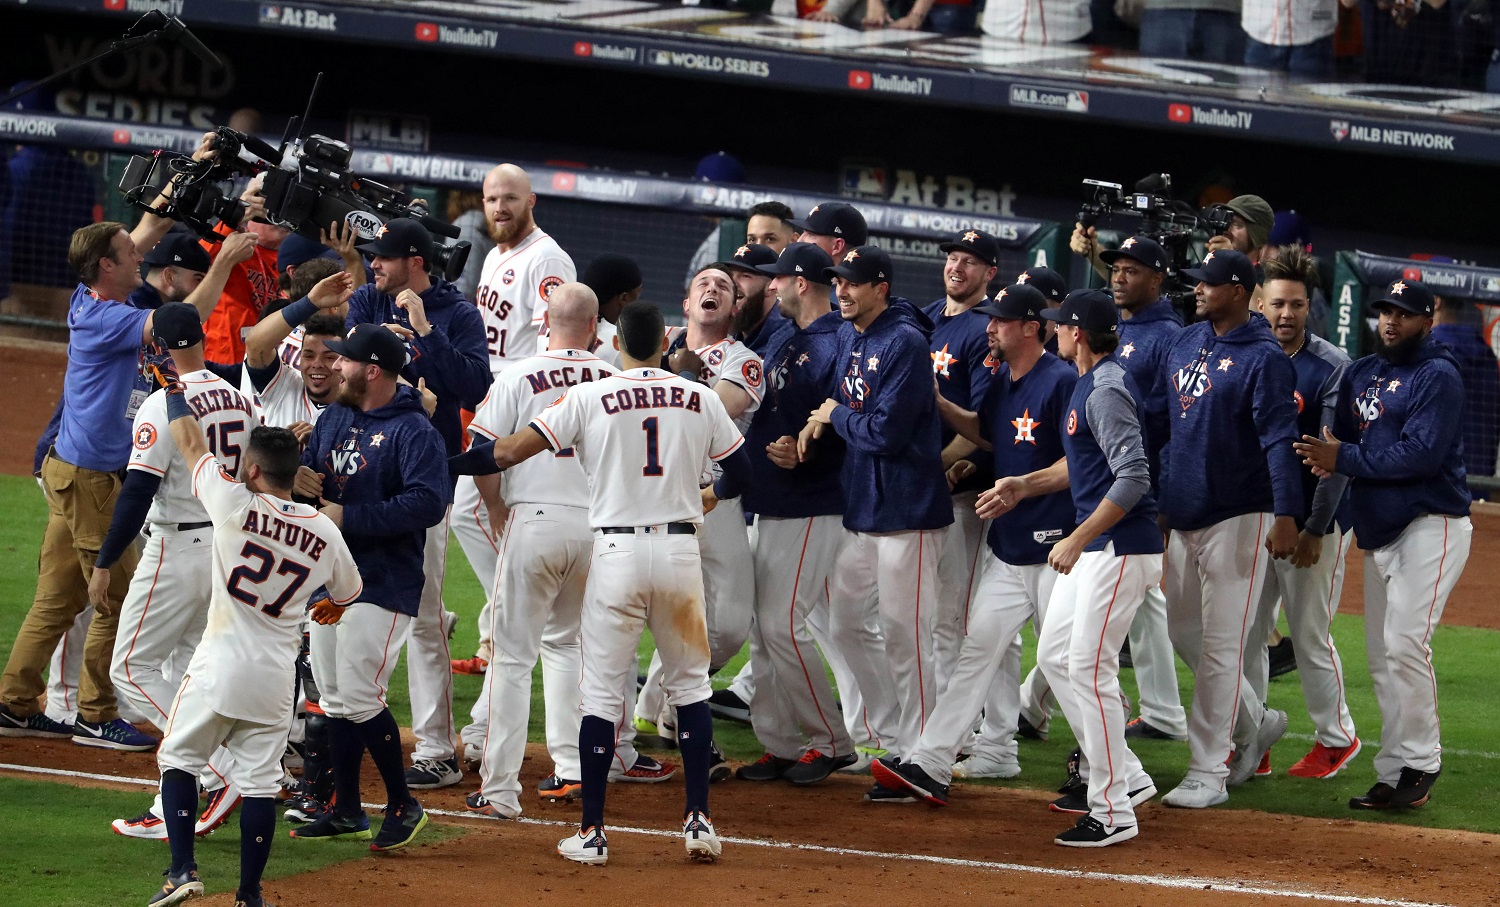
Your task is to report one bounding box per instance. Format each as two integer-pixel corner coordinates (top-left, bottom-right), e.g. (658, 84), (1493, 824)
(161, 15), (224, 71)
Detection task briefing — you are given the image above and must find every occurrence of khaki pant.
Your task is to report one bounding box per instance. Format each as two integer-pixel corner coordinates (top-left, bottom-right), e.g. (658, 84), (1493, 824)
(1, 453), (137, 722)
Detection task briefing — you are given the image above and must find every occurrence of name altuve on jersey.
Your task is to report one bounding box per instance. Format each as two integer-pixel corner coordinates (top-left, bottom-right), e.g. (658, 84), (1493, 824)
(240, 510), (332, 562)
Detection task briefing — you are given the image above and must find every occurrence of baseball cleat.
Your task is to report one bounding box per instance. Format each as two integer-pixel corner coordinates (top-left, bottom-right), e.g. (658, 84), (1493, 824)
(863, 781), (918, 804)
(871, 756), (948, 806)
(707, 689), (752, 724)
(1348, 781), (1397, 810)
(539, 774), (583, 803)
(462, 741), (483, 772)
(1288, 740), (1362, 780)
(282, 795), (325, 824)
(683, 811), (722, 862)
(735, 753), (797, 782)
(113, 809), (168, 840)
(1123, 717), (1185, 741)
(405, 757), (462, 790)
(708, 741), (731, 783)
(149, 865), (204, 906)
(1055, 816), (1139, 848)
(784, 749), (858, 786)
(1227, 708), (1287, 786)
(464, 790), (507, 819)
(371, 799), (428, 852)
(289, 810), (371, 841)
(1016, 714), (1048, 741)
(1051, 782), (1154, 815)
(951, 752), (1021, 779)
(72, 717), (156, 752)
(1389, 767), (1440, 809)
(451, 656), (488, 675)
(838, 746), (881, 775)
(1162, 776), (1228, 809)
(0, 705), (73, 738)
(611, 753), (677, 783)
(195, 784), (242, 836)
(558, 826), (609, 865)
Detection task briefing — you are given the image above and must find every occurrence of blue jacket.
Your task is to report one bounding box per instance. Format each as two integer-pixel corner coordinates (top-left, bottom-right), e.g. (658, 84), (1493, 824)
(827, 298), (953, 533)
(1117, 297), (1183, 487)
(346, 278), (492, 458)
(978, 351), (1077, 565)
(743, 311), (847, 518)
(1431, 323), (1500, 480)
(925, 298), (995, 494)
(1333, 335), (1471, 550)
(1158, 314), (1303, 531)
(302, 385), (449, 616)
(741, 303), (796, 365)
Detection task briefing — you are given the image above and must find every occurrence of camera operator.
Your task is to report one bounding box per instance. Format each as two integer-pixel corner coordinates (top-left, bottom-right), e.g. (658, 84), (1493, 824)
(1205, 195), (1275, 267)
(201, 175), (291, 364)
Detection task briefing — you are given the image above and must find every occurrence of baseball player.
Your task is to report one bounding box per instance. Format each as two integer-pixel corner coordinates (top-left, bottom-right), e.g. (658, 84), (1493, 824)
(800, 246), (953, 794)
(872, 284), (1077, 804)
(725, 243), (792, 359)
(635, 265), (764, 750)
(452, 164), (575, 692)
(146, 362), (360, 907)
(790, 202), (868, 309)
(242, 272), (353, 431)
(1249, 249), (1360, 780)
(1296, 278), (1472, 810)
(579, 253), (643, 371)
(464, 300), (752, 864)
(95, 301), (263, 840)
(289, 324), (447, 850)
(980, 289), (1164, 846)
(1156, 251), (1303, 809)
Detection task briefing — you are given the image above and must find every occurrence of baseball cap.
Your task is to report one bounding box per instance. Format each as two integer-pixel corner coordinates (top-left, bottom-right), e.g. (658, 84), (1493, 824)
(355, 218), (433, 262)
(975, 284), (1046, 322)
(694, 151), (745, 184)
(1268, 210), (1311, 248)
(1182, 250), (1257, 289)
(1041, 289), (1118, 333)
(277, 231), (339, 274)
(150, 301), (205, 349)
(824, 245), (893, 285)
(1014, 266), (1068, 301)
(1100, 235), (1167, 272)
(325, 323), (409, 372)
(755, 242), (834, 285)
(1369, 278), (1435, 317)
(581, 253), (643, 301)
(1224, 194), (1274, 249)
(722, 243), (779, 274)
(143, 233), (212, 273)
(789, 202), (869, 247)
(939, 229), (1000, 267)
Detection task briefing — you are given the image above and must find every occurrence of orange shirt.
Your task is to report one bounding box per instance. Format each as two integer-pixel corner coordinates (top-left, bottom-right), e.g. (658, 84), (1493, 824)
(201, 234), (280, 364)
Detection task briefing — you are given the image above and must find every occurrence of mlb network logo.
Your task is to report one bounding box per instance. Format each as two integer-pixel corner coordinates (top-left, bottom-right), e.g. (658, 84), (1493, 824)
(848, 70), (872, 90)
(414, 22), (438, 42)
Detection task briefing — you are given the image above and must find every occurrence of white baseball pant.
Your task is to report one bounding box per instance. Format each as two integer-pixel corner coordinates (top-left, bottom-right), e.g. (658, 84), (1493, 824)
(407, 508), (458, 763)
(158, 674), (290, 799)
(934, 494), (986, 696)
(477, 504), (588, 817)
(451, 476), (499, 660)
(1365, 515), (1471, 780)
(310, 603), (410, 724)
(1125, 583), (1189, 737)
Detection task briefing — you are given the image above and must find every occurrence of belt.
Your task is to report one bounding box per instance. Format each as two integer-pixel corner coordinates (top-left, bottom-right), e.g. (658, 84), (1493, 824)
(177, 521), (213, 532)
(599, 523), (696, 535)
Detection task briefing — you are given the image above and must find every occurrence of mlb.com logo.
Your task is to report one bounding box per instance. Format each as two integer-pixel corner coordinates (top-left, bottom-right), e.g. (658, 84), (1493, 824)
(551, 172), (576, 192)
(1168, 104), (1191, 123)
(848, 70), (872, 90)
(414, 22), (439, 42)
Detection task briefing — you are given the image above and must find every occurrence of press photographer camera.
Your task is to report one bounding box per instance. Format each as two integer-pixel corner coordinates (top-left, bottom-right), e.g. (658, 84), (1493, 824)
(119, 124), (471, 283)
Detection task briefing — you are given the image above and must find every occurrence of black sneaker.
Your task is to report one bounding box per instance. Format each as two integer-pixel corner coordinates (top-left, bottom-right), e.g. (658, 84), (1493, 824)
(1390, 767), (1440, 809)
(0, 705), (73, 738)
(283, 795), (325, 824)
(1016, 714), (1047, 741)
(870, 756), (948, 806)
(73, 716), (156, 751)
(863, 781), (918, 804)
(1268, 637), (1298, 678)
(1055, 816), (1138, 848)
(1051, 781), (1156, 814)
(404, 757), (461, 790)
(149, 864), (204, 905)
(736, 753), (796, 782)
(539, 773), (583, 802)
(784, 749), (858, 786)
(289, 810), (371, 840)
(465, 790), (506, 819)
(1349, 781), (1397, 810)
(708, 689), (752, 724)
(371, 799), (428, 852)
(709, 741), (731, 783)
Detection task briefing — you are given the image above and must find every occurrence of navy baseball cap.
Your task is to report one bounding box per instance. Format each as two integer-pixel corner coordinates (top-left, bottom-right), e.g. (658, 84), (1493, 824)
(1370, 278), (1435, 317)
(975, 284), (1046, 322)
(277, 231), (339, 274)
(325, 323), (409, 372)
(151, 301), (205, 349)
(1014, 266), (1067, 301)
(1182, 250), (1257, 289)
(939, 229), (1000, 267)
(756, 242), (834, 285)
(581, 253), (643, 301)
(722, 243), (779, 274)
(1041, 289), (1118, 333)
(790, 202), (869, 247)
(824, 245), (892, 285)
(143, 233), (211, 273)
(1100, 235), (1167, 272)
(356, 218), (433, 262)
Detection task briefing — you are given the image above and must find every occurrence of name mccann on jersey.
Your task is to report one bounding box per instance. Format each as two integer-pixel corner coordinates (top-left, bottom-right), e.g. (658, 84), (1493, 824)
(525, 365), (610, 396)
(599, 385), (703, 415)
(240, 510), (331, 562)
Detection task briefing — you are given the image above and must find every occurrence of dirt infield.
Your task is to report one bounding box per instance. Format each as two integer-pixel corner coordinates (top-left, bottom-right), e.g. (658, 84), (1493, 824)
(3, 737), (1498, 907)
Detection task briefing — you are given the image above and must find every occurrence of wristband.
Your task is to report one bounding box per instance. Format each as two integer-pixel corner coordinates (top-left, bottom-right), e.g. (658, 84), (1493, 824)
(279, 296), (318, 327)
(165, 389), (194, 421)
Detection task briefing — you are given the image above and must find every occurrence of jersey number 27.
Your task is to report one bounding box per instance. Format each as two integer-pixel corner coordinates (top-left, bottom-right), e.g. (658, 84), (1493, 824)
(228, 541), (311, 618)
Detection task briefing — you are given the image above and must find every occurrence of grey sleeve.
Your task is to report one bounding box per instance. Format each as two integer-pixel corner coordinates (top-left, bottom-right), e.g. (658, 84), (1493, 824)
(1305, 360), (1351, 536)
(1087, 373), (1152, 514)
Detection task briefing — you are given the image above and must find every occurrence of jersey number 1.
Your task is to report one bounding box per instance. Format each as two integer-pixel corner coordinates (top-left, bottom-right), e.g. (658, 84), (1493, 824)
(641, 417), (662, 477)
(228, 541), (311, 618)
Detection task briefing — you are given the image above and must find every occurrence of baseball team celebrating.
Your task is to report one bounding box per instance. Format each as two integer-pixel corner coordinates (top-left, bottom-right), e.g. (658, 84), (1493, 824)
(0, 154), (1476, 904)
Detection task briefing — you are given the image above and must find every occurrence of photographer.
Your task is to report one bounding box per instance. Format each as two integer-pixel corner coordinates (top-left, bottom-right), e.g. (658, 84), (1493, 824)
(201, 175), (291, 364)
(1205, 194), (1275, 266)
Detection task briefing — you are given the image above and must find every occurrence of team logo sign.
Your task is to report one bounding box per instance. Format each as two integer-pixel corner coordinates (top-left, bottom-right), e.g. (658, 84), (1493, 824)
(134, 424), (157, 450)
(539, 276), (564, 300)
(1066, 409), (1078, 436)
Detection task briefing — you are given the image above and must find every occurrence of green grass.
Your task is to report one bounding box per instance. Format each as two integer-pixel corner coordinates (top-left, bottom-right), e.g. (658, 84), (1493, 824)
(2, 472), (1498, 837)
(0, 775), (461, 907)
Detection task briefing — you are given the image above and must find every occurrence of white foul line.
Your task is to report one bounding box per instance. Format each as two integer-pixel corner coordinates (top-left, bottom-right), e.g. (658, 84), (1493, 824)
(0, 761), (1460, 907)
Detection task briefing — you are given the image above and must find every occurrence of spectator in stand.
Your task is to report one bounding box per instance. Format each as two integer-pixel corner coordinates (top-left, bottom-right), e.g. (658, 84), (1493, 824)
(862, 0), (979, 32)
(1138, 0), (1245, 64)
(1244, 0), (1337, 76)
(1346, 0), (1459, 87)
(447, 189), (495, 302)
(980, 0), (1092, 40)
(1430, 293), (1500, 485)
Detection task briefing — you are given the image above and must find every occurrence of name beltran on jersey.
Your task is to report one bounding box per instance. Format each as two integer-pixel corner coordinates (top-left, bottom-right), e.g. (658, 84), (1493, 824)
(599, 385), (703, 414)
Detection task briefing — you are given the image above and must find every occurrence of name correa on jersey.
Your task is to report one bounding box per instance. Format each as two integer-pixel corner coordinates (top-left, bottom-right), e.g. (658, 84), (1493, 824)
(600, 385), (703, 414)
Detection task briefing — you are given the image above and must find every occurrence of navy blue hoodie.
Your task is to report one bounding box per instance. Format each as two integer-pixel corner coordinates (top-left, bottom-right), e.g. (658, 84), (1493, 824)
(1158, 314), (1303, 531)
(1333, 334), (1471, 550)
(827, 298), (953, 533)
(303, 385), (449, 617)
(347, 278), (492, 459)
(1116, 297), (1183, 486)
(743, 310), (846, 518)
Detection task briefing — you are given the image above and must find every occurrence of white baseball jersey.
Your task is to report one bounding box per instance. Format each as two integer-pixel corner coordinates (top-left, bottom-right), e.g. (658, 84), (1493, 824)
(473, 228), (575, 374)
(242, 357), (328, 430)
(184, 452), (362, 724)
(592, 321), (621, 369)
(1242, 0), (1337, 46)
(469, 349), (619, 508)
(129, 371), (262, 526)
(529, 368), (744, 528)
(666, 331), (765, 432)
(980, 0), (1090, 43)
(277, 325), (304, 370)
